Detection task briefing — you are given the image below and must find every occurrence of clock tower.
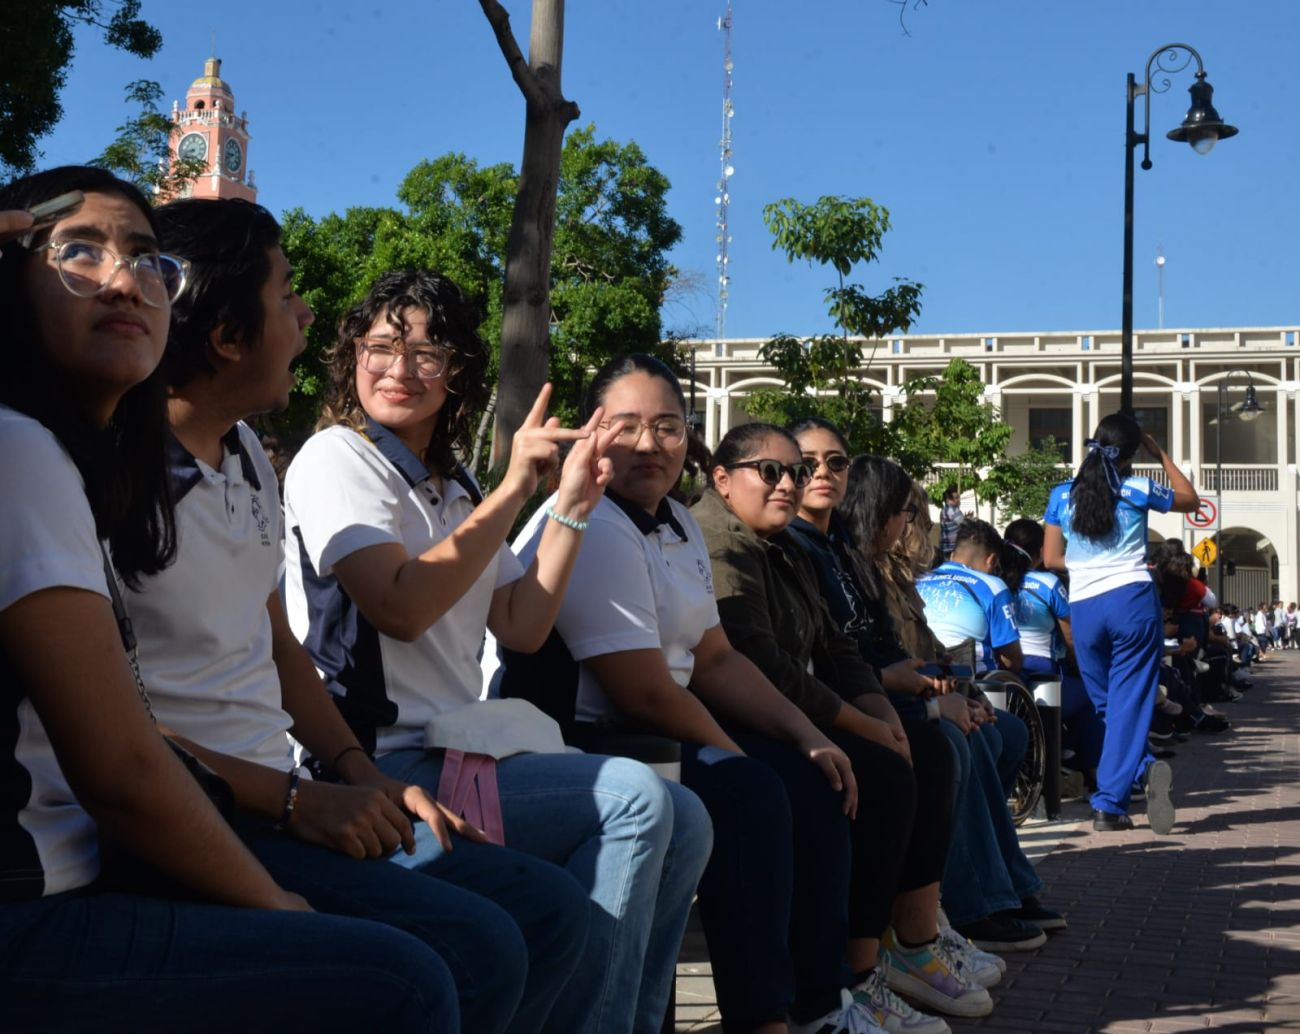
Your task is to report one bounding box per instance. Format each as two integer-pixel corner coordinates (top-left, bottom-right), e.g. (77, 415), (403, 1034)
(165, 57), (256, 202)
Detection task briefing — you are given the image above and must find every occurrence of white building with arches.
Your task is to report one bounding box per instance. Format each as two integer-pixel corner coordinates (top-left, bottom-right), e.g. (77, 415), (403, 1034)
(682, 325), (1300, 606)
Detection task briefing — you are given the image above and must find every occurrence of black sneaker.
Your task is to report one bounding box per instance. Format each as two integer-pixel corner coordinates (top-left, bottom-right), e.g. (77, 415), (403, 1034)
(997, 895), (1067, 932)
(951, 914), (1047, 952)
(1092, 809), (1135, 831)
(1193, 713), (1231, 733)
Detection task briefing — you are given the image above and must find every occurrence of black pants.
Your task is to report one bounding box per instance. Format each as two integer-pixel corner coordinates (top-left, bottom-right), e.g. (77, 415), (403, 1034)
(830, 718), (956, 940)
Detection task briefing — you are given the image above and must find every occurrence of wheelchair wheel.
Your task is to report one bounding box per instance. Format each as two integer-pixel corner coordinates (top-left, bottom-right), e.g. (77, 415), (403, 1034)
(1001, 679), (1047, 825)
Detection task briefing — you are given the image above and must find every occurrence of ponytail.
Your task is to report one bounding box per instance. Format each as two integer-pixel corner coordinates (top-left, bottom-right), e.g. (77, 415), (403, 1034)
(1070, 412), (1142, 540)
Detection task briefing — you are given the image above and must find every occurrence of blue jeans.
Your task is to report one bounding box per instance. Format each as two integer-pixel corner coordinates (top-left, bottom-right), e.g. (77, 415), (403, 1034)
(378, 749), (712, 1034)
(0, 887), (458, 1033)
(1072, 582), (1162, 815)
(238, 814), (587, 1034)
(939, 713), (1042, 926)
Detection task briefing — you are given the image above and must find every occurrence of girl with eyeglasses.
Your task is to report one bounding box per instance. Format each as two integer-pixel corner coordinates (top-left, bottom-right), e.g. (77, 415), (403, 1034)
(693, 422), (992, 1029)
(0, 167), (459, 1031)
(1042, 412), (1198, 833)
(282, 275), (711, 1034)
(501, 355), (873, 1034)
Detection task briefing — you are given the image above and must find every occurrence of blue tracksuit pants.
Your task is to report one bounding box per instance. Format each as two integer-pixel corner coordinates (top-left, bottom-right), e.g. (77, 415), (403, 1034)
(1070, 580), (1163, 815)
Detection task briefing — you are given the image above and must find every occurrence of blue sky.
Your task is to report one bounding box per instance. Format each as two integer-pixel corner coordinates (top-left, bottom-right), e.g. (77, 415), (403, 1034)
(34, 1), (1299, 340)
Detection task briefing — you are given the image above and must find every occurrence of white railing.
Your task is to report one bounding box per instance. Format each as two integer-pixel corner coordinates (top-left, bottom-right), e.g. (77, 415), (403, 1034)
(1199, 465), (1279, 492)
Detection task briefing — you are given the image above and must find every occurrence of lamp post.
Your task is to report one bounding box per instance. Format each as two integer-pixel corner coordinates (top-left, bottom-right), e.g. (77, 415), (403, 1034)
(1213, 371), (1262, 604)
(1121, 44), (1237, 415)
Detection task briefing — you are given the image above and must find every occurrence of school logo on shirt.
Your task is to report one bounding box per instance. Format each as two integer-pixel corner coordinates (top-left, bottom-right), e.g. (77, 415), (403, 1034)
(697, 558), (715, 595)
(249, 492), (272, 548)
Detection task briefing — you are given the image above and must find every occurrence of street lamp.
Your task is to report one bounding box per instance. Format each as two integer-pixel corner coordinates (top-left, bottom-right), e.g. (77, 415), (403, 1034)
(1121, 44), (1238, 415)
(1213, 371), (1262, 604)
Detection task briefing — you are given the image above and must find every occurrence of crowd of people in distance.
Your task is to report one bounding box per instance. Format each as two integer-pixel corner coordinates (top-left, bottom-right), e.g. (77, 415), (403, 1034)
(0, 167), (1262, 1033)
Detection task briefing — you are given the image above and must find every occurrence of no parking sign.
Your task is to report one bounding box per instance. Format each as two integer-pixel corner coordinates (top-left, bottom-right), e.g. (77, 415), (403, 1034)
(1184, 496), (1220, 532)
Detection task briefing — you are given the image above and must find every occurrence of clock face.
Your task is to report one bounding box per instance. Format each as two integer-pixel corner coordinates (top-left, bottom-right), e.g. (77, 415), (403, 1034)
(223, 138), (243, 174)
(178, 132), (207, 162)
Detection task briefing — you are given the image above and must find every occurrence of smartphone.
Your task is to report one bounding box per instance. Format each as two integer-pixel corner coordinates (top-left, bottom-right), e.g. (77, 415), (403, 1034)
(1, 190), (85, 244)
(917, 662), (974, 679)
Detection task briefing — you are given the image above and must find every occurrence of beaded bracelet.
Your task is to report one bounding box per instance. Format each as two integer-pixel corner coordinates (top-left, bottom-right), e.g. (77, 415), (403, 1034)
(274, 769), (302, 831)
(546, 506), (589, 532)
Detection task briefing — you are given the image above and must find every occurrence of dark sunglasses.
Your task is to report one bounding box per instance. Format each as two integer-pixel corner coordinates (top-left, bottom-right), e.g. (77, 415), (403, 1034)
(727, 459), (814, 488)
(806, 454), (850, 474)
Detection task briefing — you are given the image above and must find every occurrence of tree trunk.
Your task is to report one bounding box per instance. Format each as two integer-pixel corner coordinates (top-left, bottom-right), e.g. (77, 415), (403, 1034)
(480, 0), (580, 466)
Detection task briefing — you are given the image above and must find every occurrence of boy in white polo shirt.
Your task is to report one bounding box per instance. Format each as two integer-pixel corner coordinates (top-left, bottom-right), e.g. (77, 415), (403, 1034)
(132, 198), (589, 1034)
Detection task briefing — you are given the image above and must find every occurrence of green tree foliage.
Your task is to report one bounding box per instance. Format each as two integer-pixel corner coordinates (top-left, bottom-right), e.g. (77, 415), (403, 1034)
(278, 125), (682, 465)
(1, 1), (161, 174)
(742, 194), (922, 459)
(91, 79), (204, 196)
(982, 436), (1069, 524)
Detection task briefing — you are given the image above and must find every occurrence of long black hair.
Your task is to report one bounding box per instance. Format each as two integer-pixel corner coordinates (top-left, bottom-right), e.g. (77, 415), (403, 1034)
(1071, 411), (1143, 541)
(585, 352), (687, 419)
(0, 166), (176, 585)
(789, 415), (850, 453)
(838, 454), (914, 597)
(1002, 518), (1044, 593)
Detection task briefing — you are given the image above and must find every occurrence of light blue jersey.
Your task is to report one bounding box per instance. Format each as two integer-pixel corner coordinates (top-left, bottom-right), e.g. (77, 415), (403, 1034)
(1014, 569), (1070, 661)
(1044, 476), (1174, 602)
(917, 561), (1019, 674)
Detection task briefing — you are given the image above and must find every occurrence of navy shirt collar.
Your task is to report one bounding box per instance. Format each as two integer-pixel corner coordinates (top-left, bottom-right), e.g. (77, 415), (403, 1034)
(606, 489), (689, 541)
(167, 425), (262, 503)
(363, 416), (430, 488)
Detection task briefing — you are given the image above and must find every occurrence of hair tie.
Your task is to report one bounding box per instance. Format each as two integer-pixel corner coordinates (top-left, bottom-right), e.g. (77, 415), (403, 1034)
(1006, 541), (1033, 562)
(1083, 438), (1124, 497)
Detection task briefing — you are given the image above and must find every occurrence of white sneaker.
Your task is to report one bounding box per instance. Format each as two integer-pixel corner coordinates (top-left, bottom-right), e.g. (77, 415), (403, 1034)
(852, 963), (951, 1034)
(935, 925), (1004, 988)
(789, 988), (888, 1034)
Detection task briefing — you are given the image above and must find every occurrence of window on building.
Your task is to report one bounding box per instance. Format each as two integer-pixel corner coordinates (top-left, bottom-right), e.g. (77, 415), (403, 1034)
(1028, 408), (1071, 459)
(1132, 406), (1169, 449)
(194, 100), (205, 110)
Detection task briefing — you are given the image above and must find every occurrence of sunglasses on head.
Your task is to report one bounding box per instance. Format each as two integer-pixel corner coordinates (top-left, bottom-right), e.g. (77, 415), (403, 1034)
(727, 458), (814, 488)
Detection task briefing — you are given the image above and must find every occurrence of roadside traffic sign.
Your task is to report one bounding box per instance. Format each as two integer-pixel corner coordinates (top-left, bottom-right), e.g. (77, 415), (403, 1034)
(1192, 537), (1218, 567)
(1185, 496), (1220, 532)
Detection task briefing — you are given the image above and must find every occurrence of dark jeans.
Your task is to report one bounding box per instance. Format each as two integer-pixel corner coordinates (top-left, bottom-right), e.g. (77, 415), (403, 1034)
(0, 886), (458, 1034)
(239, 814), (589, 1034)
(682, 732), (852, 1030)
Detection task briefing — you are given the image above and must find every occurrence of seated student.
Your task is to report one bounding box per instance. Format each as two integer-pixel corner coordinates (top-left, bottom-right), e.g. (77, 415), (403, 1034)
(0, 168), (457, 1032)
(841, 466), (1056, 954)
(282, 273), (711, 1034)
(1001, 519), (1103, 781)
(132, 198), (590, 1033)
(693, 421), (996, 1026)
(787, 420), (1012, 983)
(1042, 415), (1197, 833)
(504, 355), (898, 1034)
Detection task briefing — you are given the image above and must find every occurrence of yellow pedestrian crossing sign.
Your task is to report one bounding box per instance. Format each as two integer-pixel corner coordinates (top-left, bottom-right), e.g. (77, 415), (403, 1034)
(1192, 537), (1217, 567)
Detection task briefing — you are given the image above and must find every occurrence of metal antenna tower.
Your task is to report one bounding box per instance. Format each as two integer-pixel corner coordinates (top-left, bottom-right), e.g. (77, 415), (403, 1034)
(715, 2), (735, 341)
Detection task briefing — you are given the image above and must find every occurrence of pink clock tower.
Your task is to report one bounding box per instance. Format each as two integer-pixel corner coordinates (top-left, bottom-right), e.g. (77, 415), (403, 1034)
(165, 57), (257, 202)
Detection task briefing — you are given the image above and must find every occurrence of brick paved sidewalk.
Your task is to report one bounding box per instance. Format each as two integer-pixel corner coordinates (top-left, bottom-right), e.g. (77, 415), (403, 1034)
(674, 650), (1300, 1032)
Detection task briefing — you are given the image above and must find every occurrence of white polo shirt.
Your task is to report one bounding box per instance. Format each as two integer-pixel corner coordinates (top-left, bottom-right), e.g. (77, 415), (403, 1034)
(502, 491), (720, 724)
(0, 406), (105, 897)
(283, 420), (523, 753)
(127, 423), (296, 774)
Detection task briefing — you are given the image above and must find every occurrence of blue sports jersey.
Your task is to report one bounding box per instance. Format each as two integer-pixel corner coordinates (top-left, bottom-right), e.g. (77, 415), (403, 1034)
(1014, 569), (1070, 661)
(916, 561), (1019, 673)
(1044, 475), (1174, 601)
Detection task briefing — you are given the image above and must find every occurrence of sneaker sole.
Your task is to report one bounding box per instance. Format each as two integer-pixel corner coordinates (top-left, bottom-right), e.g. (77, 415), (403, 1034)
(967, 929), (1047, 952)
(1146, 760), (1175, 835)
(885, 970), (993, 1018)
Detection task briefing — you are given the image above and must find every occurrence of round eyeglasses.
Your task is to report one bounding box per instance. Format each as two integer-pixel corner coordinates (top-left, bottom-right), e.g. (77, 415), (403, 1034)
(806, 454), (850, 474)
(599, 417), (687, 448)
(727, 458), (814, 488)
(32, 238), (188, 309)
(356, 338), (452, 381)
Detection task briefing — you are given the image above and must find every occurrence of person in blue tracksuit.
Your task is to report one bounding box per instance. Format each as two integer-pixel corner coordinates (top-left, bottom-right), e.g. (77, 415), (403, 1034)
(1042, 413), (1198, 833)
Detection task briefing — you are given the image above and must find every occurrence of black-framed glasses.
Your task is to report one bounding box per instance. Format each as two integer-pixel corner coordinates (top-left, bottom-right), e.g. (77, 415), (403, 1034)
(898, 504), (919, 524)
(727, 458), (814, 488)
(599, 417), (687, 448)
(356, 338), (452, 381)
(32, 238), (188, 309)
(805, 453), (850, 474)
